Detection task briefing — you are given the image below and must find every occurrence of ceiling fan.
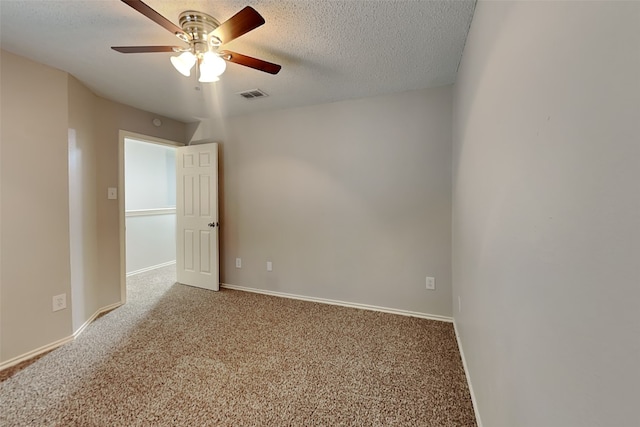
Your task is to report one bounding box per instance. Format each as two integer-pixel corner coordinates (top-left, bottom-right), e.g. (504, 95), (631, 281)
(111, 0), (281, 82)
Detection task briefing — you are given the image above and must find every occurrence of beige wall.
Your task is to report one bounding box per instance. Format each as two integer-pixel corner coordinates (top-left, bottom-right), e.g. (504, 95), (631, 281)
(0, 50), (188, 364)
(68, 76), (99, 332)
(94, 97), (186, 305)
(452, 1), (640, 426)
(1, 51), (72, 360)
(213, 87), (453, 317)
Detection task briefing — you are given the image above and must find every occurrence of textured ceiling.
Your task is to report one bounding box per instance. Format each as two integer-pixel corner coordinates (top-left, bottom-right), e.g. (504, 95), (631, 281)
(0, 0), (476, 123)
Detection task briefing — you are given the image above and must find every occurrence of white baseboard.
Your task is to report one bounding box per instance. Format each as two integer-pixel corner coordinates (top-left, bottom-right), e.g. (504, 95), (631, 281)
(126, 260), (176, 277)
(453, 319), (483, 427)
(220, 283), (453, 323)
(0, 335), (74, 372)
(0, 301), (124, 372)
(73, 301), (123, 339)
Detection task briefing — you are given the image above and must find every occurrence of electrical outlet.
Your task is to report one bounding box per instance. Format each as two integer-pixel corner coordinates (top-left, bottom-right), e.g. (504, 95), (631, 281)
(235, 258), (242, 268)
(458, 296), (462, 313)
(266, 261), (273, 272)
(52, 294), (66, 312)
(426, 276), (435, 290)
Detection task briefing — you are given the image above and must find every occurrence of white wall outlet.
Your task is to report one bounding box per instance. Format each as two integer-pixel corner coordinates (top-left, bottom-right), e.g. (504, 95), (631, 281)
(107, 187), (117, 200)
(266, 261), (273, 272)
(458, 296), (462, 313)
(53, 294), (67, 312)
(235, 258), (242, 268)
(426, 276), (435, 290)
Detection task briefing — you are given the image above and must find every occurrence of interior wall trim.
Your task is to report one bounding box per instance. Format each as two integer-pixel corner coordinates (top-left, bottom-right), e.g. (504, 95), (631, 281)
(0, 301), (123, 372)
(72, 301), (123, 339)
(453, 319), (483, 427)
(125, 208), (176, 217)
(220, 283), (454, 323)
(126, 260), (176, 277)
(0, 336), (73, 372)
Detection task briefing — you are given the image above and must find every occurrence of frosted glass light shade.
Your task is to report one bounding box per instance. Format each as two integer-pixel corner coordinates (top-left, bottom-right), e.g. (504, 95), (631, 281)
(170, 51), (196, 76)
(199, 52), (226, 82)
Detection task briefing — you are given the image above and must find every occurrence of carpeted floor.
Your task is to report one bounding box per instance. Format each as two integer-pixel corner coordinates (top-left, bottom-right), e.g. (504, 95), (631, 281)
(0, 265), (476, 426)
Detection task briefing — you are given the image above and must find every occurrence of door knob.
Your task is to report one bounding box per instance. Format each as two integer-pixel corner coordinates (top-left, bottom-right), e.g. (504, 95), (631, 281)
(207, 222), (219, 228)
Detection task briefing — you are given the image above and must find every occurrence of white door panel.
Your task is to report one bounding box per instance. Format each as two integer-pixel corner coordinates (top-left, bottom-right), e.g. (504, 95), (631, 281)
(176, 143), (219, 291)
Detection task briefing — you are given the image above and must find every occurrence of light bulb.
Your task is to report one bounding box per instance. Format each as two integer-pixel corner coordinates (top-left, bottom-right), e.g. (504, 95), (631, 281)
(170, 51), (196, 76)
(199, 52), (227, 82)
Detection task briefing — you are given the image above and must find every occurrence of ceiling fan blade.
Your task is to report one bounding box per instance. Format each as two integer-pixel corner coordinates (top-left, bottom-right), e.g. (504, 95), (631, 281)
(212, 7), (265, 44)
(121, 0), (187, 39)
(220, 50), (281, 75)
(112, 46), (179, 53)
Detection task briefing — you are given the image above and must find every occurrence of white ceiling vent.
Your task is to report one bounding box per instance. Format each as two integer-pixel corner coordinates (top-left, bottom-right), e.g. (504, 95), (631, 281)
(238, 89), (269, 100)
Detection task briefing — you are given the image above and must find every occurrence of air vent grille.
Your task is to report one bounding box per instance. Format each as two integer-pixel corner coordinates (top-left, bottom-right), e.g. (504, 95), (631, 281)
(238, 89), (268, 100)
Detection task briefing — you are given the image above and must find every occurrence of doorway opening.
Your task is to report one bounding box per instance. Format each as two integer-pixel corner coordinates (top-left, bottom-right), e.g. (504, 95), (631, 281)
(118, 131), (182, 303)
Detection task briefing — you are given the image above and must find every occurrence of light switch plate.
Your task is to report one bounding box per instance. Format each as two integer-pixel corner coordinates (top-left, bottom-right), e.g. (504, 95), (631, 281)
(107, 187), (117, 200)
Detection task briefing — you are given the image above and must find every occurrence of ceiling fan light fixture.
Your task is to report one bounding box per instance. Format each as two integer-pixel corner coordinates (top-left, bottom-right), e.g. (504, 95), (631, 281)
(170, 51), (196, 76)
(199, 52), (226, 82)
(113, 2), (282, 77)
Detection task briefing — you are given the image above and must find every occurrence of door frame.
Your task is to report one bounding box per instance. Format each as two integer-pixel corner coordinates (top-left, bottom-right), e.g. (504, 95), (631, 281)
(118, 130), (184, 305)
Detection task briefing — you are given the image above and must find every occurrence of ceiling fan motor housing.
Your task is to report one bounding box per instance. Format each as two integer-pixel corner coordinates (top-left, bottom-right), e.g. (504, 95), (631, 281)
(178, 11), (221, 55)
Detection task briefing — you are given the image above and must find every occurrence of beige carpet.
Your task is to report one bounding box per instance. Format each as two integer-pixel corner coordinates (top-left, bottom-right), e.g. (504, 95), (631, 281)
(0, 265), (476, 426)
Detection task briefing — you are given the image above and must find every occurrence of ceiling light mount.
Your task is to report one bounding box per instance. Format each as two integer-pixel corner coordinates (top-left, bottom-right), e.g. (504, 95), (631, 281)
(178, 11), (220, 45)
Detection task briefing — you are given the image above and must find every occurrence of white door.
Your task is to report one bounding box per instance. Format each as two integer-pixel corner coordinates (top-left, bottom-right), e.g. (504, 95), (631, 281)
(176, 143), (219, 291)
